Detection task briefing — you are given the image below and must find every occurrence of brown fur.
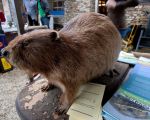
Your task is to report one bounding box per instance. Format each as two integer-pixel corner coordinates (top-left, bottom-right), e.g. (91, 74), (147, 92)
(4, 13), (121, 114)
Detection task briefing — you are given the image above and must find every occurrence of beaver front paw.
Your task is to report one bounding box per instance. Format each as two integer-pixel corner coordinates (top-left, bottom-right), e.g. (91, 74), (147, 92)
(41, 84), (56, 92)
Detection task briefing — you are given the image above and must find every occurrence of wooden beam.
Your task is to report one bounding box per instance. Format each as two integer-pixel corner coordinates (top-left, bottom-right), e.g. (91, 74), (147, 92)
(12, 0), (25, 34)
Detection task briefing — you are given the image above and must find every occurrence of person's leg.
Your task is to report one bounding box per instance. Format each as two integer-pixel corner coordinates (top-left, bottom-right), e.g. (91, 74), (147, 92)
(40, 17), (44, 26)
(28, 15), (33, 26)
(33, 19), (39, 26)
(40, 17), (50, 28)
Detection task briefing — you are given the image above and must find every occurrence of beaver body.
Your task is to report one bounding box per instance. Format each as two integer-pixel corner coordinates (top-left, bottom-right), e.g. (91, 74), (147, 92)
(4, 13), (121, 115)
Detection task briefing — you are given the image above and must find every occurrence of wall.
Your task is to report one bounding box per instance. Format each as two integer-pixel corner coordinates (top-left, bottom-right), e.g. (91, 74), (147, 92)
(64, 0), (95, 24)
(125, 4), (150, 27)
(63, 1), (150, 27)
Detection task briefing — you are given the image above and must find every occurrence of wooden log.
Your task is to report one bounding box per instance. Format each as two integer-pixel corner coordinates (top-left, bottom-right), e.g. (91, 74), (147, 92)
(15, 62), (129, 120)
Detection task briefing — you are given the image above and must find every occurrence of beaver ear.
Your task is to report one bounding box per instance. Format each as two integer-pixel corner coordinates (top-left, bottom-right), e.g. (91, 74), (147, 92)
(50, 31), (60, 41)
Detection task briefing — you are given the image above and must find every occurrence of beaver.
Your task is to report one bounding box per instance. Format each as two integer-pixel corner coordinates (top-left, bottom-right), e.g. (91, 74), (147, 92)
(2, 12), (121, 115)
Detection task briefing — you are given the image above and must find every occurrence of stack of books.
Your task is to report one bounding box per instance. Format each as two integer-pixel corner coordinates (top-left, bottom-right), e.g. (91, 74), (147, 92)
(102, 62), (150, 120)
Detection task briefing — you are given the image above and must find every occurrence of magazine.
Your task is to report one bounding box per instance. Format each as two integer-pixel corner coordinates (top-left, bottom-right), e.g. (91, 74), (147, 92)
(68, 83), (105, 120)
(102, 63), (150, 120)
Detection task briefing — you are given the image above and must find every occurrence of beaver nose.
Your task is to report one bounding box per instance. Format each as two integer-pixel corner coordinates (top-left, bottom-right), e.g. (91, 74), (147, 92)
(1, 49), (10, 57)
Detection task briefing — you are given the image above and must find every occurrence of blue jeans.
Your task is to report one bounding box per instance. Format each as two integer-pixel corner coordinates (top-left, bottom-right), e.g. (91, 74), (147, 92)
(41, 16), (50, 28)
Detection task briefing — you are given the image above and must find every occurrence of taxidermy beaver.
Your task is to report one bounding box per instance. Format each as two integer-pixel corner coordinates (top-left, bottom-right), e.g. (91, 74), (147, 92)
(2, 13), (121, 115)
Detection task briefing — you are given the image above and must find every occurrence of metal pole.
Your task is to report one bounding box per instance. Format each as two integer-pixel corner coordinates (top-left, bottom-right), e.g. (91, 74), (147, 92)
(95, 0), (99, 13)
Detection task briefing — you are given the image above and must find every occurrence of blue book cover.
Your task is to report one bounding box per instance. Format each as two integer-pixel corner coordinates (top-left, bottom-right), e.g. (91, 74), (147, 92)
(102, 64), (150, 120)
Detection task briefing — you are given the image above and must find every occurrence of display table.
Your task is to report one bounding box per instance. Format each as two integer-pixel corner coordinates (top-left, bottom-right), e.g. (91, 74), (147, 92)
(16, 62), (130, 120)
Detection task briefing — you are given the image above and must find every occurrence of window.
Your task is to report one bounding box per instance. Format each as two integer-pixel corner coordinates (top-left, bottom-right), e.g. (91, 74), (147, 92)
(53, 0), (64, 11)
(48, 0), (65, 15)
(49, 0), (65, 11)
(98, 0), (107, 14)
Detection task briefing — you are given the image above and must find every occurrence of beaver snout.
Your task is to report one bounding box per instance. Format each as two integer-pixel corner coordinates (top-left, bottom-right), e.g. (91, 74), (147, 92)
(1, 48), (10, 57)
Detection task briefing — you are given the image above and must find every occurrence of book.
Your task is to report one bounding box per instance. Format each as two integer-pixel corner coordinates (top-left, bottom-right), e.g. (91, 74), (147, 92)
(118, 51), (150, 65)
(118, 51), (138, 65)
(102, 63), (150, 120)
(138, 57), (150, 66)
(67, 83), (105, 120)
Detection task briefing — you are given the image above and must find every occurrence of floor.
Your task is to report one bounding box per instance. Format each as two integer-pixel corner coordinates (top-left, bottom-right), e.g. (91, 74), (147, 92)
(0, 68), (27, 120)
